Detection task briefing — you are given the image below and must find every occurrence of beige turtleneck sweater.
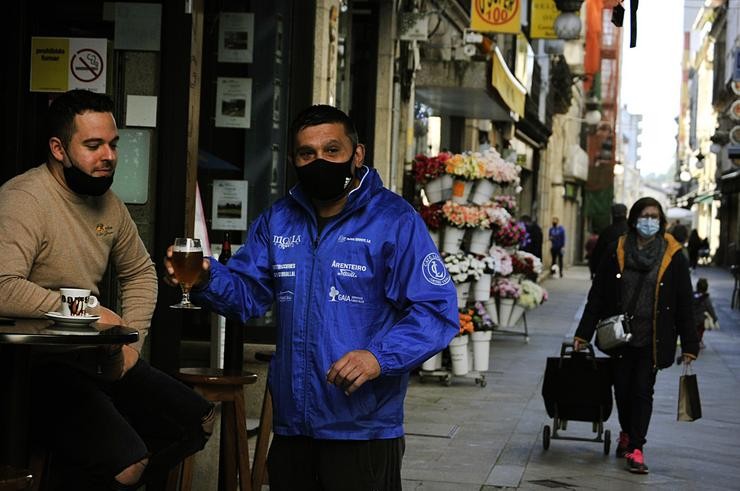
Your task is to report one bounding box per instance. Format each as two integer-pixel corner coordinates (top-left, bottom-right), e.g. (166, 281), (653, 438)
(0, 164), (157, 351)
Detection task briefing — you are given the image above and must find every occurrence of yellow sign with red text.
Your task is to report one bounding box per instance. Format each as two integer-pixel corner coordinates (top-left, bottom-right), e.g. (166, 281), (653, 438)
(470, 0), (522, 34)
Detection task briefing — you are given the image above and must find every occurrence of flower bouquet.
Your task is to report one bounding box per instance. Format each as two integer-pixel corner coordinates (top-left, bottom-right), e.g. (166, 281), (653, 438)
(445, 152), (485, 181)
(419, 204), (443, 231)
(444, 252), (486, 284)
(412, 153), (447, 184)
(492, 219), (527, 248)
(487, 245), (514, 276)
(493, 195), (518, 214)
(482, 203), (512, 229)
(510, 250), (543, 281)
(441, 201), (487, 229)
(482, 148), (520, 185)
(517, 280), (548, 310)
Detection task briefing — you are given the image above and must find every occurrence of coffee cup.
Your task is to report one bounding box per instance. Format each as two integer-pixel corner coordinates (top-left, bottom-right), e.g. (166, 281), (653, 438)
(59, 288), (99, 317)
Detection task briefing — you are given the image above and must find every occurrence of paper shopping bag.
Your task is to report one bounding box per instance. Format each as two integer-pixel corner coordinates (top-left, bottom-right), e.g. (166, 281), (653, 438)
(677, 365), (702, 422)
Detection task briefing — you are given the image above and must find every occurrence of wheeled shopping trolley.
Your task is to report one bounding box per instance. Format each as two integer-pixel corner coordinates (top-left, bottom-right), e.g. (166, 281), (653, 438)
(541, 342), (613, 454)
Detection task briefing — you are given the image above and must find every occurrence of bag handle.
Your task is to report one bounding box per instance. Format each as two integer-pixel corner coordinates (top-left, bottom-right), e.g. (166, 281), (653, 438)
(682, 362), (693, 376)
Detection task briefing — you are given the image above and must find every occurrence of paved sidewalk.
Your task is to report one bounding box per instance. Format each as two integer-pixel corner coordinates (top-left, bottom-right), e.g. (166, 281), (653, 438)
(402, 265), (740, 490)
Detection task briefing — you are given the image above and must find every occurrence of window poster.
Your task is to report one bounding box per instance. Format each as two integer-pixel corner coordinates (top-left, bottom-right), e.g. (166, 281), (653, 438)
(212, 180), (248, 231)
(215, 77), (252, 128)
(218, 12), (254, 63)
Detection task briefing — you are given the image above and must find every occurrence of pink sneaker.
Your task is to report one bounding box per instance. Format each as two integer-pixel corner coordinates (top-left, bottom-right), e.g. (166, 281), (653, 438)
(625, 448), (649, 474)
(616, 432), (630, 458)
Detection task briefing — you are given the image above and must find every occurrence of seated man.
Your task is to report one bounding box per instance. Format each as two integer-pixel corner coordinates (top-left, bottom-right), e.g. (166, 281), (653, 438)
(0, 90), (213, 490)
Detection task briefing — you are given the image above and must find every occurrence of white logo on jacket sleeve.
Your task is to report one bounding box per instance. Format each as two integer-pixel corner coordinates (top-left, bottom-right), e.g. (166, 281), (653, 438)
(422, 253), (451, 286)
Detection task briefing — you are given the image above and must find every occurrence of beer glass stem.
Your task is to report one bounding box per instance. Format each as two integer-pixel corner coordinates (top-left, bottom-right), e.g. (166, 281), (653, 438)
(180, 286), (192, 307)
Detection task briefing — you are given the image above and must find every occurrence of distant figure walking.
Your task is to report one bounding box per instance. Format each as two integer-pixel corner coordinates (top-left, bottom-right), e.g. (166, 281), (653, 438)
(692, 277), (718, 349)
(549, 217), (566, 277)
(589, 203), (628, 278)
(687, 229), (702, 269)
(520, 214), (543, 259)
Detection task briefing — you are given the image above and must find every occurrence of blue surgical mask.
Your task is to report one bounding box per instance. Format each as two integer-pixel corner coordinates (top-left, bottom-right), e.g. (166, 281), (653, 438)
(636, 217), (660, 238)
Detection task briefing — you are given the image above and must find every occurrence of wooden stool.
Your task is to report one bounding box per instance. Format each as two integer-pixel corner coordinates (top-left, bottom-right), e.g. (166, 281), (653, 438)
(173, 368), (258, 491)
(251, 351), (274, 490)
(0, 466), (33, 491)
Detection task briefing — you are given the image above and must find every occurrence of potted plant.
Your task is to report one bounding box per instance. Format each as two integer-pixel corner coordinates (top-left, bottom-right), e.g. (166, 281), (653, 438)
(471, 301), (495, 372)
(445, 152), (485, 203)
(492, 278), (521, 328)
(511, 280), (548, 328)
(492, 218), (527, 249)
(413, 153), (452, 203)
(440, 201), (486, 254)
(449, 309), (475, 376)
(510, 250), (543, 282)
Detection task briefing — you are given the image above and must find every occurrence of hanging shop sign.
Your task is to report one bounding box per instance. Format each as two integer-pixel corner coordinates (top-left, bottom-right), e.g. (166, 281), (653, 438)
(530, 0), (559, 39)
(30, 37), (108, 93)
(491, 47), (526, 118)
(471, 0), (521, 34)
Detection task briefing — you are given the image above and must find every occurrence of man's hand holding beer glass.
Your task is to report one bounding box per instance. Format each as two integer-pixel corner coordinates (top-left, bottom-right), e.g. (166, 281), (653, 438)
(164, 238), (210, 309)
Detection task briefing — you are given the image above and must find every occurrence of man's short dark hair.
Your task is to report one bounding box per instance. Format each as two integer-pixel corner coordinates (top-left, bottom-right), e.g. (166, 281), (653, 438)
(611, 203), (627, 219)
(289, 104), (358, 157)
(520, 215), (531, 223)
(627, 197), (667, 232)
(47, 90), (115, 146)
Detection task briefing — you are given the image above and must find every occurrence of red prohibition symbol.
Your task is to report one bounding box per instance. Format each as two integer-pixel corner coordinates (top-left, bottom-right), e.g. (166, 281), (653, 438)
(70, 48), (104, 83)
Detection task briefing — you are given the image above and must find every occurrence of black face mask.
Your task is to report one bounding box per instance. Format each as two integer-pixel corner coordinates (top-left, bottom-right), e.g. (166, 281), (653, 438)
(294, 153), (355, 203)
(62, 152), (114, 197)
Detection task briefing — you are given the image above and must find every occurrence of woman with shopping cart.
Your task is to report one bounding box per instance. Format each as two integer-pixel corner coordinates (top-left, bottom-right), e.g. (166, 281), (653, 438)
(573, 197), (699, 475)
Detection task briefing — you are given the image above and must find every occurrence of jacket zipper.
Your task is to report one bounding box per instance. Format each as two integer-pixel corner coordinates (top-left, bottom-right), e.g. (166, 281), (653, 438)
(302, 232), (320, 433)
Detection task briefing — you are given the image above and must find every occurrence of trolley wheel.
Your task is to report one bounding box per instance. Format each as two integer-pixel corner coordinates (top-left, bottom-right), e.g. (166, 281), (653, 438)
(543, 425), (551, 450)
(443, 374), (452, 386)
(604, 430), (611, 455)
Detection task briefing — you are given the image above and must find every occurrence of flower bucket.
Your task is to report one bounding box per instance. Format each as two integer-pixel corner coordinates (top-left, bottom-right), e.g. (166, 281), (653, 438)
(423, 176), (445, 203)
(507, 303), (526, 328)
(470, 179), (496, 205)
(472, 274), (492, 301)
(451, 179), (473, 204)
(428, 228), (440, 249)
(421, 352), (442, 372)
(455, 282), (471, 308)
(440, 174), (454, 201)
(449, 335), (469, 376)
(498, 298), (515, 328)
(484, 298), (498, 325)
(471, 330), (492, 372)
(469, 228), (492, 255)
(441, 226), (466, 254)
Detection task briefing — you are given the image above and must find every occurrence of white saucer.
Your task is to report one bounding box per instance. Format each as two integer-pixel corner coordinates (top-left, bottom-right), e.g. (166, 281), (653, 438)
(44, 311), (101, 327)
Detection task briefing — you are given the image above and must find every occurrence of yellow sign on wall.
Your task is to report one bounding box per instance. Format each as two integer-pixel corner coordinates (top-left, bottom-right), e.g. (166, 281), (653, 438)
(470, 0), (522, 34)
(30, 38), (69, 92)
(530, 0), (559, 39)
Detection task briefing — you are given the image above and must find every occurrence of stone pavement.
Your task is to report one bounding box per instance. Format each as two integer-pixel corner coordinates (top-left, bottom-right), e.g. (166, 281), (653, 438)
(402, 265), (740, 490)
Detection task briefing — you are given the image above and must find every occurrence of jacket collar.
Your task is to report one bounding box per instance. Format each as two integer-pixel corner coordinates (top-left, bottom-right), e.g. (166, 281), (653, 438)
(616, 232), (682, 282)
(288, 165), (382, 218)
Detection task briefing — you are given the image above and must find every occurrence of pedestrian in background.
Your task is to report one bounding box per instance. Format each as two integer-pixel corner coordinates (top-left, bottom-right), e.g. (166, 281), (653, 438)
(589, 203), (628, 278)
(687, 229), (703, 270)
(692, 277), (718, 349)
(574, 196), (698, 475)
(520, 214), (543, 259)
(668, 223), (689, 263)
(548, 216), (565, 277)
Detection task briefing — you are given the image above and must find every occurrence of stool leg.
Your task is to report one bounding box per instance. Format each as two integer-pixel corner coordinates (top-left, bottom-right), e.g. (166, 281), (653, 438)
(233, 386), (253, 491)
(252, 387), (272, 490)
(221, 400), (238, 491)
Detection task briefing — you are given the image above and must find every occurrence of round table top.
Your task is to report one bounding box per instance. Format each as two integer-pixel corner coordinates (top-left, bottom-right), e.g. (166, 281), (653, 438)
(0, 318), (139, 346)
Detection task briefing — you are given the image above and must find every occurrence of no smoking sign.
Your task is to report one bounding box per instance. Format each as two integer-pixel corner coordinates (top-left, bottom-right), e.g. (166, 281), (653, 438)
(70, 48), (104, 83)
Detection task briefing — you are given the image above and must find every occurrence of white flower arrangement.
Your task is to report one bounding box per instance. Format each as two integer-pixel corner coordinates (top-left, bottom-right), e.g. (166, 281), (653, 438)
(517, 280), (548, 310)
(487, 245), (513, 276)
(443, 252), (487, 283)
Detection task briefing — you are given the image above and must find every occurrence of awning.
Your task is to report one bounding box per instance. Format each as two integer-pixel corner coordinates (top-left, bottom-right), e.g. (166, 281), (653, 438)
(415, 86), (512, 120)
(491, 46), (526, 119)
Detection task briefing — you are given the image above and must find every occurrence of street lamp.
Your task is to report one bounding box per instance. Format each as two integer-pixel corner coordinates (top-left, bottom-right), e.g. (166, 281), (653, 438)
(554, 0), (585, 40)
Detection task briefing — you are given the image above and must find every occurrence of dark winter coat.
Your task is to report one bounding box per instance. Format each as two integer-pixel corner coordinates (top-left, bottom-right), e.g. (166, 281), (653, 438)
(575, 233), (699, 369)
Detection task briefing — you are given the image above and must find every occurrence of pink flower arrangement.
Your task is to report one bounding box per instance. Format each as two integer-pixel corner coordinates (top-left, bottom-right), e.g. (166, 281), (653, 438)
(492, 219), (527, 248)
(487, 245), (513, 276)
(492, 278), (521, 299)
(442, 201), (487, 229)
(494, 195), (518, 214)
(412, 153), (449, 184)
(418, 204), (443, 231)
(473, 301), (495, 331)
(482, 203), (512, 228)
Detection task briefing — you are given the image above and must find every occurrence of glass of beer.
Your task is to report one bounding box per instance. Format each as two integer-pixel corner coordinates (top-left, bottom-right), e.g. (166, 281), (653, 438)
(170, 237), (203, 309)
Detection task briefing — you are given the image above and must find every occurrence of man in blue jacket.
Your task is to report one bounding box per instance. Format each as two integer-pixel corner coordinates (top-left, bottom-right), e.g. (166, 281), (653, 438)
(165, 105), (459, 490)
(549, 216), (566, 277)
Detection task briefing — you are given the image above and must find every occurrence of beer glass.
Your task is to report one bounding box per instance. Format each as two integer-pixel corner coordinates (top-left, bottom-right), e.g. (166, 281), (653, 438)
(170, 237), (203, 309)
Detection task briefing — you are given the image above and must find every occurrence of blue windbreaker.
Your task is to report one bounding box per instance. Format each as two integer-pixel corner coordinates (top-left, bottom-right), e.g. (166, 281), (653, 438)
(193, 167), (459, 439)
